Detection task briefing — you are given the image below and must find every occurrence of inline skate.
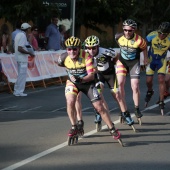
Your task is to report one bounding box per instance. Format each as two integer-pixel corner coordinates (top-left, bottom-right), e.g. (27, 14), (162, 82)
(109, 123), (123, 146)
(120, 111), (136, 132)
(67, 125), (78, 146)
(134, 108), (143, 125)
(94, 109), (102, 132)
(159, 101), (165, 116)
(145, 90), (154, 107)
(164, 91), (170, 99)
(77, 120), (84, 136)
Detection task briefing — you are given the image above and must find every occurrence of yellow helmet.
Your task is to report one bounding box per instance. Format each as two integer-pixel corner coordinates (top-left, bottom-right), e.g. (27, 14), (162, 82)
(85, 35), (100, 47)
(65, 36), (81, 47)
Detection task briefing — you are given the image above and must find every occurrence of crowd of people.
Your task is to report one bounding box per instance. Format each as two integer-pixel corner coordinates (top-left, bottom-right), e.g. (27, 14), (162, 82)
(0, 15), (67, 95)
(0, 17), (170, 144)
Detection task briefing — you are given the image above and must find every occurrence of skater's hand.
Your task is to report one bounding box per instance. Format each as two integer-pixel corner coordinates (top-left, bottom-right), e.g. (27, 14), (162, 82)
(70, 75), (82, 83)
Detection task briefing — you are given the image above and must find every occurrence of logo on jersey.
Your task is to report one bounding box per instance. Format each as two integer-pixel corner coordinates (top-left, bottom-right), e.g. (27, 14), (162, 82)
(135, 65), (140, 74)
(154, 43), (167, 50)
(92, 86), (99, 98)
(131, 40), (135, 45)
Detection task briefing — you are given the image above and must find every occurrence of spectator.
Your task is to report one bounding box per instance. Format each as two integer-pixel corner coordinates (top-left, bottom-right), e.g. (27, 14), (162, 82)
(0, 24), (11, 54)
(0, 24), (11, 85)
(11, 20), (22, 52)
(28, 25), (40, 51)
(13, 23), (35, 97)
(45, 16), (60, 51)
(59, 24), (66, 50)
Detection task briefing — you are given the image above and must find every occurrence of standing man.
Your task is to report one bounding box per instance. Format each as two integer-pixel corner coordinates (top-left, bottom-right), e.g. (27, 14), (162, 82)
(115, 19), (148, 124)
(145, 22), (170, 111)
(45, 16), (60, 51)
(13, 23), (35, 97)
(58, 36), (122, 145)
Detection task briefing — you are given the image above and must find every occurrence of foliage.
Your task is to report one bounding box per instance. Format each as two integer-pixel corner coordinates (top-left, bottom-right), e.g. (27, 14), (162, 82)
(75, 0), (132, 34)
(0, 0), (60, 27)
(0, 0), (170, 37)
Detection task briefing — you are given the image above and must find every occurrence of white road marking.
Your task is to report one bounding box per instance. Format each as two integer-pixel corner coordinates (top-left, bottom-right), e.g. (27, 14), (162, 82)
(21, 106), (42, 113)
(0, 106), (17, 111)
(1, 99), (170, 170)
(51, 106), (66, 112)
(82, 107), (93, 111)
(109, 107), (118, 112)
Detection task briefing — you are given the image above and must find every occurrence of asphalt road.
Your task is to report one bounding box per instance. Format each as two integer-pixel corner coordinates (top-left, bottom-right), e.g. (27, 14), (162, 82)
(0, 72), (170, 170)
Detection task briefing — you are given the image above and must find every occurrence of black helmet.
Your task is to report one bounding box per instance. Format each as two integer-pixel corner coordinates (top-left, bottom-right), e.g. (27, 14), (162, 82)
(123, 19), (137, 29)
(158, 22), (170, 33)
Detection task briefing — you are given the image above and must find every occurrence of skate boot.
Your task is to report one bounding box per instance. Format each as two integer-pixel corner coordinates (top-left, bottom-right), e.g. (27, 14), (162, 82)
(77, 120), (84, 136)
(145, 90), (154, 107)
(164, 91), (170, 99)
(134, 108), (143, 125)
(109, 123), (123, 146)
(156, 92), (169, 104)
(67, 125), (78, 146)
(159, 101), (165, 116)
(94, 110), (102, 132)
(120, 111), (136, 132)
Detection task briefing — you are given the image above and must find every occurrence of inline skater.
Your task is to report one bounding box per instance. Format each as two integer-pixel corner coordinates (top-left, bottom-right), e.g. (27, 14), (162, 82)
(115, 19), (148, 125)
(58, 36), (123, 146)
(145, 22), (170, 115)
(84, 35), (135, 131)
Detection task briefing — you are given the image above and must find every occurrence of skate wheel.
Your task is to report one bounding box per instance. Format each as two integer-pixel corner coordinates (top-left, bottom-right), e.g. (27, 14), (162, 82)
(161, 109), (164, 116)
(131, 125), (136, 132)
(137, 118), (142, 125)
(78, 130), (84, 137)
(119, 116), (124, 124)
(74, 136), (78, 144)
(118, 139), (124, 147)
(96, 122), (102, 132)
(145, 102), (148, 108)
(67, 137), (72, 146)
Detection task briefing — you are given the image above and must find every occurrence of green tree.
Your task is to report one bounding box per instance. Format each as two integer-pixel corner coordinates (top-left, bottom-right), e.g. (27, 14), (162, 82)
(124, 0), (170, 37)
(75, 0), (132, 35)
(0, 0), (60, 29)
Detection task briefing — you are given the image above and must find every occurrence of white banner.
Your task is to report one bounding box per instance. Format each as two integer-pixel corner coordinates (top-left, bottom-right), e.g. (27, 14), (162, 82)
(0, 50), (67, 83)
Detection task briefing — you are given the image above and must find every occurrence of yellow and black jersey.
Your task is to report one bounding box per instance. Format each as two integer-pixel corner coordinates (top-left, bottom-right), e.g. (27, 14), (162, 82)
(115, 33), (147, 60)
(146, 31), (170, 57)
(64, 49), (94, 78)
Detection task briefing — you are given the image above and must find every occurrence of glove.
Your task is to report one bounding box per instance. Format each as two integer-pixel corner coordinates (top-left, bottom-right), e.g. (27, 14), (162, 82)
(74, 76), (82, 83)
(70, 75), (82, 83)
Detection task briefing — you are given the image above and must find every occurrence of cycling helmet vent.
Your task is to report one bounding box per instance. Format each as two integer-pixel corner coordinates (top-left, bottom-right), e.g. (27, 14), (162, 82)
(65, 36), (81, 47)
(85, 35), (100, 47)
(123, 19), (137, 29)
(158, 22), (170, 33)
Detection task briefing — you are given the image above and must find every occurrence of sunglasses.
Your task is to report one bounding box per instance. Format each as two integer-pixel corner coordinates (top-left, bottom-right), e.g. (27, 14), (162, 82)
(87, 47), (97, 50)
(67, 47), (78, 51)
(123, 29), (133, 32)
(158, 31), (168, 35)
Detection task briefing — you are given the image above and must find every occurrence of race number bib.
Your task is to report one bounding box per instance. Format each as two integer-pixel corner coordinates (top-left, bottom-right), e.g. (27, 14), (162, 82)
(65, 86), (74, 94)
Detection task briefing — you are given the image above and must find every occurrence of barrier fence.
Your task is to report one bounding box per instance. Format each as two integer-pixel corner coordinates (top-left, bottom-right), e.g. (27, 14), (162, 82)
(0, 50), (67, 93)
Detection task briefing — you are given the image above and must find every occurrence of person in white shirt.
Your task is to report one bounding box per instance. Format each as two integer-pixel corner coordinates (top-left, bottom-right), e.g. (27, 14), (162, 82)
(13, 23), (35, 97)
